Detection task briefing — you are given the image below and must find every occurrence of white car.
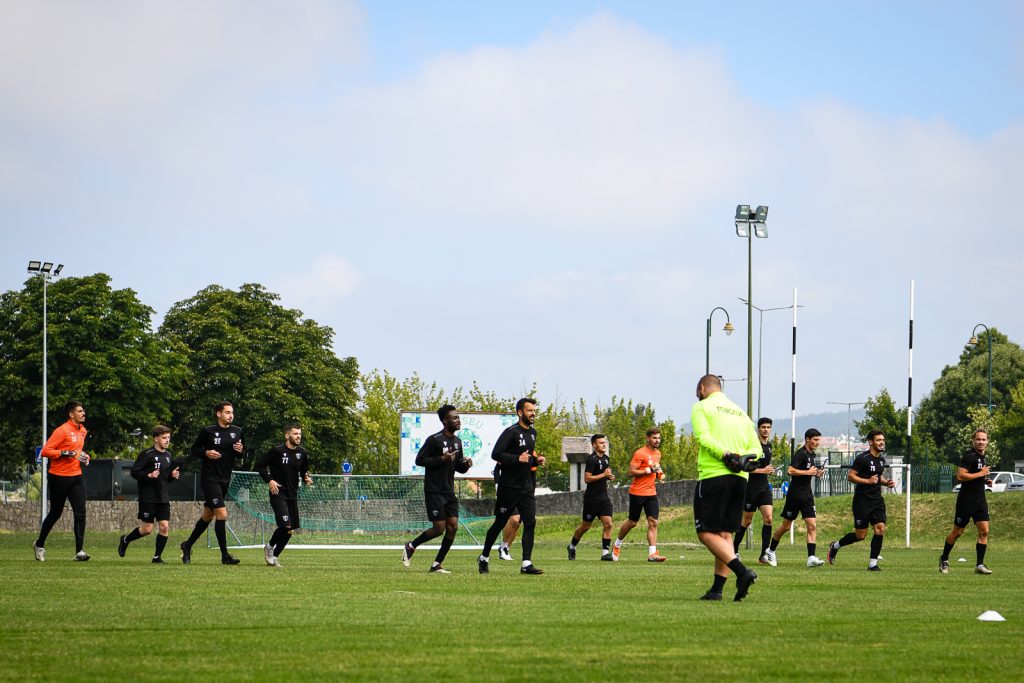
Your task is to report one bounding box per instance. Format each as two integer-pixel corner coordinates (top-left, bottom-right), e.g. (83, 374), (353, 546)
(952, 471), (1024, 493)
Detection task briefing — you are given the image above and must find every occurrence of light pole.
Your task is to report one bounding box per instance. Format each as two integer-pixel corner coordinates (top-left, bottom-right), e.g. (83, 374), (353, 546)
(26, 261), (64, 526)
(828, 401), (865, 458)
(968, 324), (993, 413)
(738, 298), (803, 418)
(735, 204), (768, 418)
(705, 307), (734, 375)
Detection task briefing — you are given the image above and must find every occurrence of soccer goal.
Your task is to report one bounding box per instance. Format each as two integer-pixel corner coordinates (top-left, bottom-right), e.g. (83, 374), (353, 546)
(820, 462), (913, 548)
(224, 472), (492, 550)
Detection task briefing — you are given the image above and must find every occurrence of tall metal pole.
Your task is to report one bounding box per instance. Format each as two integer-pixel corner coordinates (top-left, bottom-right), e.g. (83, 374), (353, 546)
(41, 275), (48, 527)
(705, 317), (712, 376)
(971, 323), (992, 413)
(747, 229), (754, 418)
(907, 281), (914, 462)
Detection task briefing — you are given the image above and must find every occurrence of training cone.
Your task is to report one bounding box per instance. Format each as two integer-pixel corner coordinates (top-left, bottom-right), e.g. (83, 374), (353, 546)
(977, 611), (1005, 622)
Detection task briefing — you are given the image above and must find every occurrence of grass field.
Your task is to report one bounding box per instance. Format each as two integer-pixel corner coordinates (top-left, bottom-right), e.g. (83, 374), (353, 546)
(2, 494), (1021, 682)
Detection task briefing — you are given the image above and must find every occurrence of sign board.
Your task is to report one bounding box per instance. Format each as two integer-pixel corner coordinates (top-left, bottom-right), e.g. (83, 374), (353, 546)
(399, 411), (517, 478)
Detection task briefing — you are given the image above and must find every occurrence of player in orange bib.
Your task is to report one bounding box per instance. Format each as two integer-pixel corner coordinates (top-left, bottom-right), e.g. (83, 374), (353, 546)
(611, 428), (666, 562)
(34, 401), (91, 562)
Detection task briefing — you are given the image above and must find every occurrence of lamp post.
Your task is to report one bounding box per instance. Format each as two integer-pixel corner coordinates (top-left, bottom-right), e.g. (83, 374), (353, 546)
(26, 261), (64, 526)
(828, 401), (865, 458)
(968, 324), (993, 413)
(738, 298), (803, 419)
(705, 307), (734, 375)
(735, 205), (769, 418)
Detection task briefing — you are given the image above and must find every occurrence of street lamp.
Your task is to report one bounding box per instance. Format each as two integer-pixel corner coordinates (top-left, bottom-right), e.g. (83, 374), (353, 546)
(705, 307), (734, 375)
(738, 297), (803, 418)
(828, 401), (866, 457)
(968, 324), (993, 413)
(735, 204), (769, 417)
(26, 260), (64, 526)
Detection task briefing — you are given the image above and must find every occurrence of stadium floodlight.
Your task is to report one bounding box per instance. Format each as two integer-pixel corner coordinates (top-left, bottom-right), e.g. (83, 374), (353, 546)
(734, 203), (770, 418)
(41, 262), (53, 273)
(28, 261), (41, 272)
(54, 264), (63, 276)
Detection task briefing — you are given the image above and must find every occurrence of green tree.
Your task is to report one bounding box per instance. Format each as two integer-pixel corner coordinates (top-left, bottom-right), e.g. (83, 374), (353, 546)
(0, 274), (189, 479)
(916, 328), (1024, 462)
(855, 387), (938, 464)
(159, 284), (358, 474)
(995, 379), (1024, 467)
(950, 406), (1001, 467)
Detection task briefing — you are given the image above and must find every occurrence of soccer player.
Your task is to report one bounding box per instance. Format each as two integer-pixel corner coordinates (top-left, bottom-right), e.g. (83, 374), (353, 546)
(179, 401), (245, 565)
(733, 417), (776, 564)
(939, 429), (993, 575)
(612, 428), (666, 562)
(567, 434), (615, 561)
(34, 401), (91, 562)
(256, 423), (313, 568)
(402, 405), (473, 573)
(118, 426), (181, 563)
(478, 398), (546, 575)
(765, 429), (825, 567)
(691, 374), (761, 602)
(492, 462), (521, 562)
(826, 430), (895, 571)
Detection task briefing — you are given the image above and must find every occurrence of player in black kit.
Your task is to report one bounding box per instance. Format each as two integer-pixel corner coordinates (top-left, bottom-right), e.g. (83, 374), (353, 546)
(402, 405), (473, 574)
(256, 423), (313, 568)
(180, 401), (245, 565)
(734, 418), (776, 564)
(567, 434), (616, 561)
(766, 429), (825, 567)
(118, 426), (181, 563)
(826, 430), (895, 570)
(939, 429), (993, 575)
(478, 398), (546, 575)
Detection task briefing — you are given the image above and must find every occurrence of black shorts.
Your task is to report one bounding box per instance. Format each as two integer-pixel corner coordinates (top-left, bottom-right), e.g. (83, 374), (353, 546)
(954, 498), (989, 527)
(852, 495), (886, 528)
(693, 474), (746, 534)
(138, 502), (171, 523)
(582, 496), (613, 521)
(425, 492), (459, 521)
(781, 493), (816, 520)
(494, 487), (535, 524)
(202, 480), (229, 510)
(743, 484), (773, 512)
(270, 496), (301, 529)
(628, 495), (659, 522)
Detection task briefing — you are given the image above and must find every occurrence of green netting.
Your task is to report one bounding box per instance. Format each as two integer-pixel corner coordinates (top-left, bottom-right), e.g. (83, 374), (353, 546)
(226, 472), (493, 546)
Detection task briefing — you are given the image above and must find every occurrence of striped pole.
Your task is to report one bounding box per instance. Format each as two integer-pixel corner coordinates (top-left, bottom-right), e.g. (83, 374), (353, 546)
(906, 280), (914, 547)
(790, 288), (798, 546)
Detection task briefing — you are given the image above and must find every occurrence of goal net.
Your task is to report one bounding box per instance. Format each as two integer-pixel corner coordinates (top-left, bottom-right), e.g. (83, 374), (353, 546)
(223, 472), (493, 549)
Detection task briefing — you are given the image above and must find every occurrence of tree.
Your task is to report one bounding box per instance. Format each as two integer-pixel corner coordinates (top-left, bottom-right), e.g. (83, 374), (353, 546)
(995, 379), (1024, 468)
(916, 328), (1024, 462)
(159, 284), (359, 474)
(0, 274), (189, 479)
(855, 387), (937, 464)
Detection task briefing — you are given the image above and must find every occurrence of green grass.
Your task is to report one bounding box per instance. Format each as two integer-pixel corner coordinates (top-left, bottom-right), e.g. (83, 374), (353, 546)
(2, 493), (1022, 682)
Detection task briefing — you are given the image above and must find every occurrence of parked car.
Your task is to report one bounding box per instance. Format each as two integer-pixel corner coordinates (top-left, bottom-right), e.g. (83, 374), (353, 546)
(952, 471), (1024, 493)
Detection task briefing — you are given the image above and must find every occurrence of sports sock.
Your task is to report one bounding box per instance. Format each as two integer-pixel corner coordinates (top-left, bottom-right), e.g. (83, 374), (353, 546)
(727, 557), (748, 576)
(569, 535), (579, 548)
(521, 560), (532, 568)
(183, 518), (210, 548)
(154, 533), (168, 558)
(125, 528), (144, 544)
(769, 537), (780, 552)
(273, 532), (291, 557)
(761, 524), (772, 553)
(869, 534), (883, 559)
(214, 520), (228, 555)
(869, 558), (878, 568)
(976, 543), (987, 566)
(838, 532), (860, 547)
(649, 546), (657, 556)
(711, 574), (727, 593)
(941, 541), (954, 561)
(73, 514), (86, 553)
(411, 529), (433, 548)
(807, 543), (816, 558)
(435, 533), (455, 564)
(614, 538), (622, 548)
(733, 525), (747, 552)
(602, 538), (611, 552)
(269, 527), (285, 550)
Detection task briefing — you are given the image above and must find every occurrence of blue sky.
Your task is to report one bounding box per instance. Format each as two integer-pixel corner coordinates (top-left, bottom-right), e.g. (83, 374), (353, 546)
(2, 1), (1022, 431)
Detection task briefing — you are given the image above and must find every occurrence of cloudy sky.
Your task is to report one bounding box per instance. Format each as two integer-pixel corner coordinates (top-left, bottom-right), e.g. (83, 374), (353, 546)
(2, 1), (1022, 427)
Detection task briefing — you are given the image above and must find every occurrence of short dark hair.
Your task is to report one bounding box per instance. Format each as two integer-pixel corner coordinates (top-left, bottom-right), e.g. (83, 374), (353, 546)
(152, 425), (171, 437)
(284, 422), (302, 432)
(757, 417), (773, 427)
(972, 428), (988, 438)
(437, 404), (457, 422)
(646, 427), (661, 437)
(63, 400), (82, 418)
(867, 429), (885, 441)
(515, 397), (537, 413)
(590, 433), (606, 445)
(804, 428), (821, 440)
(214, 401), (233, 414)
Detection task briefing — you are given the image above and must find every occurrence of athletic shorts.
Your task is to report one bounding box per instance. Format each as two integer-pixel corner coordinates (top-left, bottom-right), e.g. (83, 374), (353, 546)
(494, 487), (535, 524)
(954, 498), (989, 527)
(582, 496), (613, 522)
(693, 474), (746, 534)
(781, 493), (816, 520)
(852, 495), (886, 529)
(270, 496), (301, 529)
(138, 502), (171, 523)
(202, 480), (229, 510)
(425, 492), (459, 522)
(628, 494), (659, 522)
(743, 484), (772, 512)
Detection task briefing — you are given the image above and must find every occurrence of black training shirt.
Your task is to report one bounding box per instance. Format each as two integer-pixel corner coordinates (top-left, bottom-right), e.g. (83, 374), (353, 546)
(256, 444), (309, 500)
(584, 453), (611, 500)
(787, 446), (816, 497)
(415, 430), (470, 495)
(491, 423), (538, 491)
(748, 441), (773, 489)
(190, 424), (244, 485)
(851, 450), (888, 500)
(957, 448), (988, 502)
(130, 447), (177, 504)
